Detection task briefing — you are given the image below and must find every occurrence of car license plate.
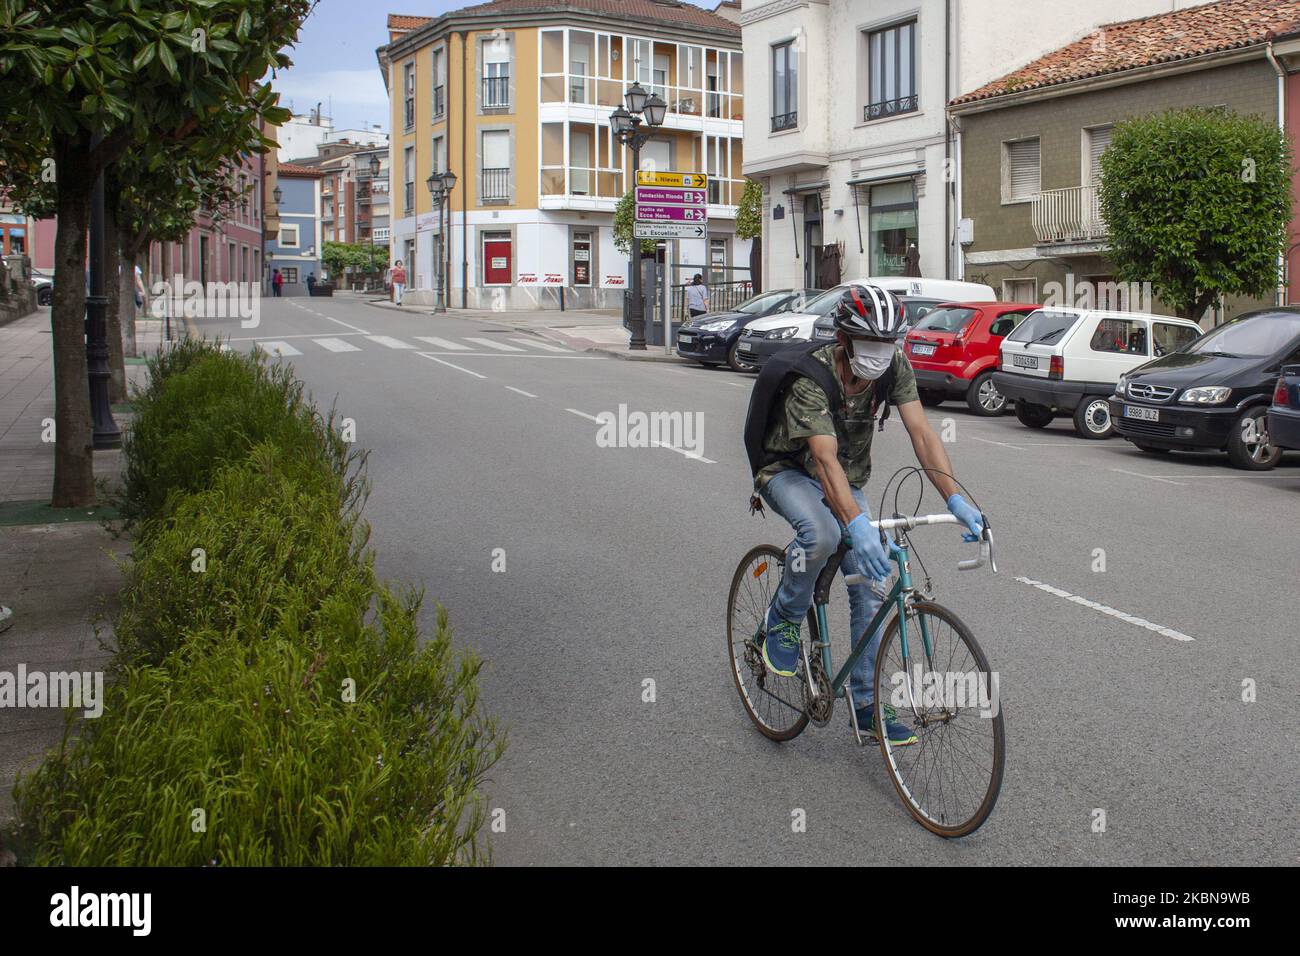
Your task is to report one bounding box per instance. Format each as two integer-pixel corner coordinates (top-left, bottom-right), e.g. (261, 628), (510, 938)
(678, 333), (695, 345)
(1012, 354), (1038, 369)
(739, 343), (754, 353)
(1124, 405), (1159, 422)
(911, 343), (936, 356)
(814, 328), (834, 339)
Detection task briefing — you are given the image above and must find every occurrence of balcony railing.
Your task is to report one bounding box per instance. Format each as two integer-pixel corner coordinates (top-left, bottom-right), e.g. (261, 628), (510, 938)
(771, 110), (797, 132)
(864, 94), (918, 122)
(433, 84), (445, 119)
(483, 75), (510, 109)
(1032, 185), (1107, 244)
(481, 167), (510, 202)
(539, 73), (744, 121)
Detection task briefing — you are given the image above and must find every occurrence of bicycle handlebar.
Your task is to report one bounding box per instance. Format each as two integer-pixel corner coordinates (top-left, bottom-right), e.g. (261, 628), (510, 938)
(844, 513), (998, 577)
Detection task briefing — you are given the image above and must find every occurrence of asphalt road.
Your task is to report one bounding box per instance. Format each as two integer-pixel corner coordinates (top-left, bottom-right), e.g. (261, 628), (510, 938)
(198, 295), (1300, 866)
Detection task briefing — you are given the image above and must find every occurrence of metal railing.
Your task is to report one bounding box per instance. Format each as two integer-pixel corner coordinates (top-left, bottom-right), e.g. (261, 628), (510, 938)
(864, 94), (918, 122)
(483, 75), (509, 108)
(670, 279), (753, 320)
(1032, 184), (1107, 244)
(481, 167), (510, 202)
(771, 111), (797, 132)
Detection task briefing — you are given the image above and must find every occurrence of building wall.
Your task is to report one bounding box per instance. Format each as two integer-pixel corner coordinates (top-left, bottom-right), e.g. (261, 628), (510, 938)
(263, 175), (321, 295)
(959, 58), (1278, 321)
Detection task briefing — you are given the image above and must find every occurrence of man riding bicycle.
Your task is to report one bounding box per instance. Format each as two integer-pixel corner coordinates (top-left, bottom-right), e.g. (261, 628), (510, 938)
(754, 283), (985, 746)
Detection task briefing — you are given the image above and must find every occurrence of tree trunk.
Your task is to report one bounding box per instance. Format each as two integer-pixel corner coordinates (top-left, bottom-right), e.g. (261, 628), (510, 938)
(103, 193), (127, 405)
(749, 236), (763, 295)
(49, 145), (96, 509)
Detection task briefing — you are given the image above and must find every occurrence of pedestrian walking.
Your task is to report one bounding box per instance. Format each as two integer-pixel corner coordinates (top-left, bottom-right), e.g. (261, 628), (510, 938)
(272, 268), (283, 297)
(306, 272), (316, 294)
(686, 273), (709, 319)
(391, 260), (407, 307)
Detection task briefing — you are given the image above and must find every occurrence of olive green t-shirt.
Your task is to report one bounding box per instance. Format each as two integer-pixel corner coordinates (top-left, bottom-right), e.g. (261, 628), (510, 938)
(755, 344), (919, 490)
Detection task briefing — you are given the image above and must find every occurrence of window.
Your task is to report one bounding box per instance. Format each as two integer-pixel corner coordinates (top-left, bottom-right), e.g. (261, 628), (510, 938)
(771, 40), (797, 132)
(481, 130), (510, 202)
(403, 146), (415, 213)
(1084, 125), (1113, 186)
(572, 231), (592, 286)
(569, 31), (593, 104)
(569, 126), (591, 195)
(1003, 138), (1040, 202)
(1005, 309), (1081, 345)
(1089, 317), (1148, 355)
(432, 136), (445, 176)
(865, 20), (917, 121)
(989, 311), (1029, 337)
(1153, 321), (1200, 356)
(279, 223), (299, 247)
(484, 37), (510, 108)
(868, 180), (917, 276)
(280, 267), (298, 285)
(403, 62), (415, 129)
(915, 307), (977, 333)
(432, 48), (445, 119)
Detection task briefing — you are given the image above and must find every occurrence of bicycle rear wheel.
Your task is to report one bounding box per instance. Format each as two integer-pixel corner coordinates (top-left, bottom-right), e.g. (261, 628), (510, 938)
(871, 601), (1005, 837)
(727, 544), (810, 742)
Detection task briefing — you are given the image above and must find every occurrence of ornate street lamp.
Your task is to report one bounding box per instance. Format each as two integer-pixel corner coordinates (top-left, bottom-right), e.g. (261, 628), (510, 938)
(367, 153), (382, 291)
(609, 82), (666, 350)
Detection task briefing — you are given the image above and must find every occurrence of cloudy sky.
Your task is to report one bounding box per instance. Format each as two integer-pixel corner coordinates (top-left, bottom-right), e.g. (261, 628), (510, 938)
(272, 0), (461, 132)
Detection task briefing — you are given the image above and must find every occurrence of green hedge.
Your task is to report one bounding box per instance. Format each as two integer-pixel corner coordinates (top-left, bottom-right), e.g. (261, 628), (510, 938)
(8, 342), (502, 865)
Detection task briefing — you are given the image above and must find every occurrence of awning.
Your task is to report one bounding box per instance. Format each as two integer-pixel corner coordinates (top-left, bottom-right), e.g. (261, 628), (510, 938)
(781, 180), (829, 195)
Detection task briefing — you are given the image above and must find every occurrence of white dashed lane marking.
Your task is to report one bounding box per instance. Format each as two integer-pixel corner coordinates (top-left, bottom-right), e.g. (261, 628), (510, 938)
(415, 336), (472, 350)
(314, 337), (361, 352)
(1014, 576), (1194, 642)
(365, 335), (416, 350)
(464, 337), (525, 352)
(257, 340), (302, 357)
(508, 337), (570, 352)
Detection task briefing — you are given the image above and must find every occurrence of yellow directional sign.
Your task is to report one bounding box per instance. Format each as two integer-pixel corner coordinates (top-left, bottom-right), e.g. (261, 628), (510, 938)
(636, 170), (708, 189)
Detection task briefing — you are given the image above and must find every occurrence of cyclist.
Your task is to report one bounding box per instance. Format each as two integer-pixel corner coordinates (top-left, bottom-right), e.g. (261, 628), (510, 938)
(755, 283), (984, 746)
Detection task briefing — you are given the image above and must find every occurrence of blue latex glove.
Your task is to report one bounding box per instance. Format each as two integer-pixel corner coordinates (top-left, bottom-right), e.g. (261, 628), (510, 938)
(846, 512), (903, 582)
(947, 493), (984, 543)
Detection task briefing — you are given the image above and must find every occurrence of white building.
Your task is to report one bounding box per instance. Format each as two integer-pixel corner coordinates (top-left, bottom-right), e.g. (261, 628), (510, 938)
(741, 0), (1220, 289)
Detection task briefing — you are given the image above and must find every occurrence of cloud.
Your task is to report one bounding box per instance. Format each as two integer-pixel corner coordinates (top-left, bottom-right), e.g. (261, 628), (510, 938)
(271, 68), (390, 127)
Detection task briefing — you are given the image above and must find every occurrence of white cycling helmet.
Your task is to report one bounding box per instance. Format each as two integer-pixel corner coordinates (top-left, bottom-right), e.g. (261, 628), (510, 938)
(831, 283), (905, 340)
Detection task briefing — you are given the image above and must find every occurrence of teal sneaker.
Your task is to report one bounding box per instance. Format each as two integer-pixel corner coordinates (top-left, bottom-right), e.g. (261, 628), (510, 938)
(857, 702), (918, 746)
(760, 607), (801, 677)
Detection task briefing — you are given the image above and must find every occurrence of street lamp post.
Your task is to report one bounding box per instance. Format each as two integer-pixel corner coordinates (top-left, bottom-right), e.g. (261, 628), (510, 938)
(367, 153), (381, 293)
(427, 169), (457, 312)
(610, 81), (667, 351)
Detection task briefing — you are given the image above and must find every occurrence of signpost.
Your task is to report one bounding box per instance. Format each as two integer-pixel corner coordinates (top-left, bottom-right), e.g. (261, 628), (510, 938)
(633, 170), (709, 354)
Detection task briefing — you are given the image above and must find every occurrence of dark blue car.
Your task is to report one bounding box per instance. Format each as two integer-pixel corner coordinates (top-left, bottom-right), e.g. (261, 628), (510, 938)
(676, 288), (822, 372)
(1268, 363), (1300, 452)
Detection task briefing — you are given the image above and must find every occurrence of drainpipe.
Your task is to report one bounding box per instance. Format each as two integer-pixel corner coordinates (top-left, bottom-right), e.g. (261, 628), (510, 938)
(461, 29), (469, 309)
(950, 113), (964, 280)
(944, 0), (952, 279)
(1266, 40), (1287, 305)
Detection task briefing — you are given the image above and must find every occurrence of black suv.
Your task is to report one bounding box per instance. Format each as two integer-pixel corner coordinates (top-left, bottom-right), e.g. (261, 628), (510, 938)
(1109, 307), (1300, 470)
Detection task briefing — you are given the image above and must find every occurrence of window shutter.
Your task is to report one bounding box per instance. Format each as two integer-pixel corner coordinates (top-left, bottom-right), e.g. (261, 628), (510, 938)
(1007, 139), (1040, 200)
(1087, 126), (1112, 184)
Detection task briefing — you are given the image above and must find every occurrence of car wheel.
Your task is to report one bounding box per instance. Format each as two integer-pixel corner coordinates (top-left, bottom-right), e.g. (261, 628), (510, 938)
(1132, 441), (1170, 455)
(727, 342), (757, 373)
(1014, 402), (1054, 429)
(1072, 396), (1114, 439)
(38, 288), (52, 306)
(965, 372), (1006, 417)
(1226, 406), (1282, 470)
(919, 389), (945, 408)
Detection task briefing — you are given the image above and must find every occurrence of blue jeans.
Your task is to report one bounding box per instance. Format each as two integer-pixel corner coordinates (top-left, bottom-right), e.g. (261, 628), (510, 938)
(760, 468), (887, 708)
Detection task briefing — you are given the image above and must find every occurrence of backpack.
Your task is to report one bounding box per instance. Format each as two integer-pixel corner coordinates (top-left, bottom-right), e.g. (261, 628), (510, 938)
(742, 340), (895, 491)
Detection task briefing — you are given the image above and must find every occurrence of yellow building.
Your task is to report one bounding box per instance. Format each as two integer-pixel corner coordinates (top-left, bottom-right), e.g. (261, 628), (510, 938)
(379, 1), (746, 309)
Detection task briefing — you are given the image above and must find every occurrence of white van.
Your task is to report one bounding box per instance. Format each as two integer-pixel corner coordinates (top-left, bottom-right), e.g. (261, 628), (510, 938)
(738, 278), (998, 369)
(992, 308), (1203, 438)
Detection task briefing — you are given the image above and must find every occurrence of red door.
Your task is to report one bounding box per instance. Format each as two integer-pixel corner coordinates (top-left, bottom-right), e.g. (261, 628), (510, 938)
(484, 238), (512, 285)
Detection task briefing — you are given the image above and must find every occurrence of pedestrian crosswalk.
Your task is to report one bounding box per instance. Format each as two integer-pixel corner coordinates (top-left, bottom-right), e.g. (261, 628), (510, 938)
(239, 333), (577, 358)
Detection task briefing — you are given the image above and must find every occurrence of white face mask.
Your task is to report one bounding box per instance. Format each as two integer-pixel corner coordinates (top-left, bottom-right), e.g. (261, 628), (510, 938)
(847, 338), (894, 380)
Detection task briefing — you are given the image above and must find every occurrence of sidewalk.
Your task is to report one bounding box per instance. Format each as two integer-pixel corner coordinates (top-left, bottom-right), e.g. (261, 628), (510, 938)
(363, 297), (692, 363)
(0, 308), (160, 826)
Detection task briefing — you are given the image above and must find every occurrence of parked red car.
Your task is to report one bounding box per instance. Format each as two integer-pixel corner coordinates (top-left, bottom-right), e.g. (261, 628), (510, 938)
(904, 301), (1041, 415)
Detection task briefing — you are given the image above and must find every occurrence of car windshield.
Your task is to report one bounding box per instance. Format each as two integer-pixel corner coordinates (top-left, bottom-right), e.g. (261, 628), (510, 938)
(1005, 309), (1081, 345)
(1184, 312), (1300, 358)
(798, 287), (848, 316)
(734, 290), (794, 315)
(914, 307), (976, 333)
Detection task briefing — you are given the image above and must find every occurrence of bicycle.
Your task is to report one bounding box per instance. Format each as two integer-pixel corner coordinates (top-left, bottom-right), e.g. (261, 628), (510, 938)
(727, 505), (1005, 838)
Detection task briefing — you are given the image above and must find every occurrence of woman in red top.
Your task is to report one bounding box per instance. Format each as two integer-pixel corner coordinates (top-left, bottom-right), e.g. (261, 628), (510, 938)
(391, 260), (407, 306)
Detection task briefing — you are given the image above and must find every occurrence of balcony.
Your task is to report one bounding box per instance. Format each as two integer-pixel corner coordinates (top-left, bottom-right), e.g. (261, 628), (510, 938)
(481, 167), (510, 202)
(771, 111), (797, 133)
(1032, 185), (1108, 247)
(864, 94), (918, 122)
(433, 84), (445, 120)
(540, 73), (743, 122)
(483, 76), (510, 110)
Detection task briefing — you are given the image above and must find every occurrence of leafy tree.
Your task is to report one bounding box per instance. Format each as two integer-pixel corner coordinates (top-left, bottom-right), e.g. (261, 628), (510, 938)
(322, 240), (387, 282)
(612, 191), (657, 256)
(1098, 107), (1292, 320)
(735, 179), (762, 241)
(0, 0), (309, 507)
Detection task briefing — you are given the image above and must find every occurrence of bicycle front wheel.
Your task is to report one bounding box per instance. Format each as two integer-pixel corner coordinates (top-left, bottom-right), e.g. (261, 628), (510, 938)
(872, 601), (1005, 837)
(727, 544), (809, 742)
